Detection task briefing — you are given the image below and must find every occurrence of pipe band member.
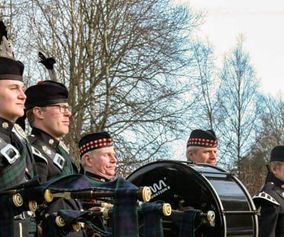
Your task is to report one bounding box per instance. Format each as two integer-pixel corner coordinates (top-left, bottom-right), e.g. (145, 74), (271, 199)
(186, 129), (218, 166)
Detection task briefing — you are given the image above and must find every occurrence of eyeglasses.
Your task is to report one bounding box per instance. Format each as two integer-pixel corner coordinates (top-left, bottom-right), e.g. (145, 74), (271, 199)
(45, 104), (72, 113)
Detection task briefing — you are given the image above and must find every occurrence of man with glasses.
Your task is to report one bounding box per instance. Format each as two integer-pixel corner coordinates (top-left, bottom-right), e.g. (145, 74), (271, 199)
(25, 80), (75, 182)
(25, 80), (84, 237)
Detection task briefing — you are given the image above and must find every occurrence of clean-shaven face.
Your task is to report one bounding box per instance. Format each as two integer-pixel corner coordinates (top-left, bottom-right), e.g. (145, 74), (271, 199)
(190, 147), (217, 165)
(0, 80), (26, 121)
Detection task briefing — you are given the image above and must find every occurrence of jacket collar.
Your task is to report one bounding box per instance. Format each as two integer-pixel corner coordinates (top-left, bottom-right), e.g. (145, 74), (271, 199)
(31, 127), (59, 149)
(85, 171), (110, 182)
(266, 172), (284, 188)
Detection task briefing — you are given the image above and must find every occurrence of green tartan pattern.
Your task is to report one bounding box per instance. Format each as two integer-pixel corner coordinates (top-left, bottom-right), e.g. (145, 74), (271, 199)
(112, 178), (139, 237)
(0, 145), (30, 190)
(140, 202), (164, 237)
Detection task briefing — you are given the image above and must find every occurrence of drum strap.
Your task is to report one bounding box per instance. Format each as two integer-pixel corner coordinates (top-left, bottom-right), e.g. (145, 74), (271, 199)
(171, 209), (201, 237)
(112, 178), (139, 237)
(140, 202), (164, 237)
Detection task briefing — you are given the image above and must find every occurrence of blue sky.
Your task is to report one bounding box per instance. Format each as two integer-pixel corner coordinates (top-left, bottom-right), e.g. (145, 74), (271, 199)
(173, 0), (284, 97)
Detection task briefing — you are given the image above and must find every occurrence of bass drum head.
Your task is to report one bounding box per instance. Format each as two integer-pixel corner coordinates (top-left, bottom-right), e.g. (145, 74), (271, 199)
(127, 160), (256, 237)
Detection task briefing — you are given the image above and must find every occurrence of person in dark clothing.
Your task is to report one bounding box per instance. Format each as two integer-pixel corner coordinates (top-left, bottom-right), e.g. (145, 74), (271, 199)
(0, 20), (37, 237)
(25, 80), (76, 182)
(253, 145), (284, 237)
(24, 77), (85, 236)
(79, 132), (117, 237)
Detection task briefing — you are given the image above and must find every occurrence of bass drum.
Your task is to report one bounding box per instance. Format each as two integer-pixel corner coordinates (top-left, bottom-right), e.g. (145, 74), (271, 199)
(127, 160), (258, 237)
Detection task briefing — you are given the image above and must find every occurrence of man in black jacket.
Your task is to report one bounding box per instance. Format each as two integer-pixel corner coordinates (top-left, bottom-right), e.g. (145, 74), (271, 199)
(25, 81), (76, 181)
(0, 20), (37, 237)
(253, 145), (284, 237)
(79, 132), (117, 237)
(25, 80), (85, 237)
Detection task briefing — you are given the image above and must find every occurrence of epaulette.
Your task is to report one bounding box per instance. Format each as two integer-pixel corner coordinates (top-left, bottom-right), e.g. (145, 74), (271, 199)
(253, 191), (280, 206)
(31, 146), (48, 164)
(13, 123), (27, 140)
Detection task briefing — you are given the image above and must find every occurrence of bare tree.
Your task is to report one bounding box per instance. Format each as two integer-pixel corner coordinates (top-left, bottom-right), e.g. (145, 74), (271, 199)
(190, 40), (218, 130)
(216, 36), (259, 169)
(236, 155), (267, 195)
(3, 0), (203, 173)
(258, 96), (284, 147)
(238, 95), (284, 194)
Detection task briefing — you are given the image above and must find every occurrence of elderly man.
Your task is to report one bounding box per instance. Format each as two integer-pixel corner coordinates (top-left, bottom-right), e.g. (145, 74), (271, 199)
(79, 132), (117, 237)
(79, 131), (117, 183)
(253, 145), (284, 237)
(186, 129), (218, 166)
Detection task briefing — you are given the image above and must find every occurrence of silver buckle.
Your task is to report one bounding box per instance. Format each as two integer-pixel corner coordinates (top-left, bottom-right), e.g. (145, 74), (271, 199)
(53, 153), (65, 170)
(1, 144), (20, 164)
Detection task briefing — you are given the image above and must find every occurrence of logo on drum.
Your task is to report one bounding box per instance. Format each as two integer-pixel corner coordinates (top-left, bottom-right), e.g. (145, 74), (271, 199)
(150, 178), (170, 198)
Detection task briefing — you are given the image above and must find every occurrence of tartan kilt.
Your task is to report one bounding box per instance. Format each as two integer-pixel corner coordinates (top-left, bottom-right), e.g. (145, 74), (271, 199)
(0, 152), (28, 190)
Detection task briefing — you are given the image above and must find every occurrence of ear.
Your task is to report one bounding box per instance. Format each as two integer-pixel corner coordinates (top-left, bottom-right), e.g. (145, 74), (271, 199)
(188, 150), (193, 158)
(33, 107), (45, 120)
(82, 153), (93, 167)
(270, 164), (278, 175)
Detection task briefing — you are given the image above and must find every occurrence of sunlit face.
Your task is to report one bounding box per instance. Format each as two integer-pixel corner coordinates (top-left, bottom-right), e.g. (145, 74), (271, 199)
(33, 103), (71, 139)
(188, 147), (217, 165)
(83, 146), (117, 179)
(0, 80), (26, 121)
(271, 162), (284, 182)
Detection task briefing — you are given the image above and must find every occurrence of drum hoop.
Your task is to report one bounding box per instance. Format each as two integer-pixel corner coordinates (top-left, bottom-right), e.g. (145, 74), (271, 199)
(192, 162), (259, 237)
(196, 173), (227, 237)
(229, 174), (259, 236)
(127, 160), (230, 179)
(192, 163), (259, 237)
(128, 160), (228, 235)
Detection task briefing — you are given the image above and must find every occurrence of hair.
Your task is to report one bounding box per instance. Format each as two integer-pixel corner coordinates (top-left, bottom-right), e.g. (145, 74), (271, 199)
(26, 109), (35, 126)
(80, 155), (87, 167)
(26, 107), (48, 126)
(80, 150), (95, 168)
(186, 146), (201, 160)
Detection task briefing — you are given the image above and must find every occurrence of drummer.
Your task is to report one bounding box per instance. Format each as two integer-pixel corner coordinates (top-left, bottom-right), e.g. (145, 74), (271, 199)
(186, 129), (218, 166)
